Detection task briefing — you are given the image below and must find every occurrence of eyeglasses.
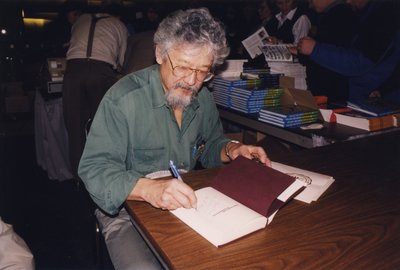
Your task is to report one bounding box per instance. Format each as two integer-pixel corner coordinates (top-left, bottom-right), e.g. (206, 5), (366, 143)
(167, 53), (214, 82)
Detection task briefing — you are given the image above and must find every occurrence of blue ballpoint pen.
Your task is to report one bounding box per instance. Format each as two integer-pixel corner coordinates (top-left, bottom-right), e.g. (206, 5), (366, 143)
(170, 160), (198, 210)
(169, 160), (183, 181)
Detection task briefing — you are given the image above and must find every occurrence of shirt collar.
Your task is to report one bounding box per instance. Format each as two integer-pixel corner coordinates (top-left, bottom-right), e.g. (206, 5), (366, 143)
(276, 7), (297, 22)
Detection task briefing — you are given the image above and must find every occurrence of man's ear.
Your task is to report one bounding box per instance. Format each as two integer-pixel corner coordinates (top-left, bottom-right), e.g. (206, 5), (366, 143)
(155, 46), (163, 64)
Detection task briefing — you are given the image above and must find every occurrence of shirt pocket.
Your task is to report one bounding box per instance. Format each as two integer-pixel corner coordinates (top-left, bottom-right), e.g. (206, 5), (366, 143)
(131, 147), (165, 174)
(190, 137), (205, 165)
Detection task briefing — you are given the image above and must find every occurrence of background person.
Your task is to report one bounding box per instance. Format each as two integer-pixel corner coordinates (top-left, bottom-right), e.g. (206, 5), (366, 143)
(267, 0), (311, 44)
(42, 0), (84, 58)
(303, 0), (355, 102)
(0, 217), (34, 270)
(296, 0), (400, 102)
(62, 2), (129, 180)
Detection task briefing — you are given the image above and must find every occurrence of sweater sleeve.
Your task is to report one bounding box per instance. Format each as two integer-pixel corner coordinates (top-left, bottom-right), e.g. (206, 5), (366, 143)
(310, 42), (376, 77)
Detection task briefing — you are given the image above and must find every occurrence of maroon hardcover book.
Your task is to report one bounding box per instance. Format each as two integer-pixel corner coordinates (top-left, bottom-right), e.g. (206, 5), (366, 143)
(211, 156), (299, 217)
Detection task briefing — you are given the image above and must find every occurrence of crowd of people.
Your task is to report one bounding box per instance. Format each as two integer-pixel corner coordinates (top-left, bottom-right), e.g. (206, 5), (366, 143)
(223, 0), (399, 103)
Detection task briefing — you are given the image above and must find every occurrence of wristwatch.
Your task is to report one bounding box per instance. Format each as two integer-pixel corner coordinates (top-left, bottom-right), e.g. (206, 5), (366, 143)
(225, 140), (240, 161)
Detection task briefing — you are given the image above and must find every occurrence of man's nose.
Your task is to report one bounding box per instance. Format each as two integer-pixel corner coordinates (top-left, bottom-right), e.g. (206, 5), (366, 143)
(184, 71), (197, 86)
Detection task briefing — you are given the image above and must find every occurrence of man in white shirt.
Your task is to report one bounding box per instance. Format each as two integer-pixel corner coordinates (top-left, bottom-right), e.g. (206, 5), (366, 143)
(267, 0), (311, 44)
(62, 3), (129, 180)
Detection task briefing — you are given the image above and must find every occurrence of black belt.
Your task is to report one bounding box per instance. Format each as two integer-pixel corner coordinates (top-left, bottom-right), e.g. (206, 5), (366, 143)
(67, 58), (114, 69)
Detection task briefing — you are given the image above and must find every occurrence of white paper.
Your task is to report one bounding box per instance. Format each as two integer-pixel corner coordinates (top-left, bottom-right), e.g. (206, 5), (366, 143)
(271, 162), (335, 203)
(268, 62), (307, 90)
(216, 59), (248, 78)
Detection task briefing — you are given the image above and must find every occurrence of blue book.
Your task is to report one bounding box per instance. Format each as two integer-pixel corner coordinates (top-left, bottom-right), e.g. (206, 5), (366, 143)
(259, 105), (319, 118)
(347, 98), (400, 117)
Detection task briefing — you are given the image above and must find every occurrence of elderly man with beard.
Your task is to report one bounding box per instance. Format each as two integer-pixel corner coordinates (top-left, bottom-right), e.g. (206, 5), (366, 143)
(78, 8), (270, 270)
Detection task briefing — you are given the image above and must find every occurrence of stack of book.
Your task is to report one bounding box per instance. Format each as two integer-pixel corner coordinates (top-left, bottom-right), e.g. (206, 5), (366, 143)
(212, 77), (261, 108)
(240, 68), (275, 79)
(229, 87), (283, 113)
(318, 98), (400, 131)
(211, 75), (283, 114)
(258, 104), (320, 128)
(333, 110), (394, 131)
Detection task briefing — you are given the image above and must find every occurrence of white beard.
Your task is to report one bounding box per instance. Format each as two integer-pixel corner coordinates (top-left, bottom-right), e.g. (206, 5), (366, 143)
(165, 82), (200, 109)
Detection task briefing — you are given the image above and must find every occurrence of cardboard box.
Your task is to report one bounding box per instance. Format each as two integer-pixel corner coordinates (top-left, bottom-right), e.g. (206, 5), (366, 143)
(280, 87), (322, 121)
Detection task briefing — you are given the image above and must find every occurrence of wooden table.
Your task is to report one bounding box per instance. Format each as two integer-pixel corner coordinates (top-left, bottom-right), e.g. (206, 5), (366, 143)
(125, 130), (400, 270)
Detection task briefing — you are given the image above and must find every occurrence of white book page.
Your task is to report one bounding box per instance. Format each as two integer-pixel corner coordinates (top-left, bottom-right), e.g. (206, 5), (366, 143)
(241, 27), (269, 59)
(271, 162), (335, 203)
(171, 187), (267, 247)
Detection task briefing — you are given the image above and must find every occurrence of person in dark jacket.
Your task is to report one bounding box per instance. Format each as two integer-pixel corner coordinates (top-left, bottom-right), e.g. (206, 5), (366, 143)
(305, 0), (356, 101)
(297, 0), (400, 102)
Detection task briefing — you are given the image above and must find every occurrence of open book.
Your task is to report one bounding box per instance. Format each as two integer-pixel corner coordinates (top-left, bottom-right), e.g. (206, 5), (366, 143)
(241, 27), (270, 59)
(170, 156), (308, 247)
(241, 27), (294, 63)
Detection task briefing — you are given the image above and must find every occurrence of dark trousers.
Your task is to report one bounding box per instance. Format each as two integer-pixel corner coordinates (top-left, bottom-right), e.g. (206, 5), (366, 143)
(62, 59), (118, 179)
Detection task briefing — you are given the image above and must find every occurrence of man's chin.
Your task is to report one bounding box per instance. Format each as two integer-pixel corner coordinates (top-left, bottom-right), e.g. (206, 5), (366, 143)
(177, 87), (196, 96)
(166, 93), (192, 109)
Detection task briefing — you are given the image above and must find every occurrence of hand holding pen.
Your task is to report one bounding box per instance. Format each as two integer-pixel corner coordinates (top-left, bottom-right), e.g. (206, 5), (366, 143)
(169, 160), (197, 210)
(169, 160), (183, 181)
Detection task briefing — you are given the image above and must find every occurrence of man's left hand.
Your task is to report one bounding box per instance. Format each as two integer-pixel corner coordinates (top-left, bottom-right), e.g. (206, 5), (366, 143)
(224, 142), (271, 166)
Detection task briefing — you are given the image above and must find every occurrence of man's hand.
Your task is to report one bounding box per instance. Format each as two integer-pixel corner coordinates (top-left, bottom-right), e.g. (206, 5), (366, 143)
(297, 37), (316, 56)
(266, 36), (280, 44)
(223, 142), (271, 167)
(128, 178), (197, 210)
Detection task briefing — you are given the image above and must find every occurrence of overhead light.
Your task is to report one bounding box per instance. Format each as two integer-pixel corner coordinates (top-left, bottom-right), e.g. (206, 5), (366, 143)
(1, 29), (7, 35)
(23, 18), (51, 28)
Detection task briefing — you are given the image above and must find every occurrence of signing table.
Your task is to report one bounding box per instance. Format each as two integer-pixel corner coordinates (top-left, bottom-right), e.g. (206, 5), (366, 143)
(125, 130), (400, 269)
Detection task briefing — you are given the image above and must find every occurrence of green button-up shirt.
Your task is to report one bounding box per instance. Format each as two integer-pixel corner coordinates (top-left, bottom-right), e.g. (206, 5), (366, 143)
(79, 65), (230, 215)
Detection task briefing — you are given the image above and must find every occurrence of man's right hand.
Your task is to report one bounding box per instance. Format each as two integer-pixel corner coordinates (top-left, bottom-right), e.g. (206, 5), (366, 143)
(128, 178), (197, 210)
(297, 37), (316, 56)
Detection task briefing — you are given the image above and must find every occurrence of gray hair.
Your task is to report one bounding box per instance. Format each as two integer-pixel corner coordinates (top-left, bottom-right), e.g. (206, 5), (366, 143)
(154, 8), (230, 67)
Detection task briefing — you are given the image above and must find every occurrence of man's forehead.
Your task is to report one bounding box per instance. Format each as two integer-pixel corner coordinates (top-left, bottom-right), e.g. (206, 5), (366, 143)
(168, 44), (213, 67)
